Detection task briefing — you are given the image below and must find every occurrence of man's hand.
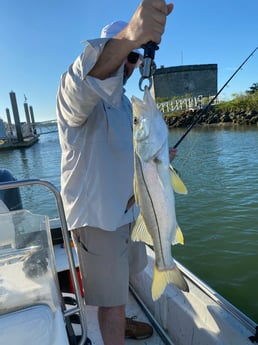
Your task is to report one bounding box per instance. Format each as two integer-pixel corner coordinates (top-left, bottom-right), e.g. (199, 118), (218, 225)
(169, 147), (177, 162)
(89, 0), (174, 80)
(122, 0), (174, 50)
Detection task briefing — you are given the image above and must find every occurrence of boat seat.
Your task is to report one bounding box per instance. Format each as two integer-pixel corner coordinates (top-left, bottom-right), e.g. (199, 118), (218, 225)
(0, 179), (89, 345)
(0, 304), (69, 345)
(0, 169), (22, 211)
(0, 209), (70, 345)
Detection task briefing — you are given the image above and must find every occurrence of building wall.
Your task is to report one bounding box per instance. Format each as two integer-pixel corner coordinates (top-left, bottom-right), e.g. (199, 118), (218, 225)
(152, 64), (217, 99)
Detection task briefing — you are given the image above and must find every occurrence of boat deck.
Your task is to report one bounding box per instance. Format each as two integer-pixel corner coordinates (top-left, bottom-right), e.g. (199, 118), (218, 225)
(85, 293), (169, 345)
(55, 244), (170, 345)
(55, 241), (257, 345)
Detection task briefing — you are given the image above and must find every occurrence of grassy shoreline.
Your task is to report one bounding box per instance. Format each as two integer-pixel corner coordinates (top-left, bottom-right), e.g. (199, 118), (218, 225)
(162, 90), (258, 127)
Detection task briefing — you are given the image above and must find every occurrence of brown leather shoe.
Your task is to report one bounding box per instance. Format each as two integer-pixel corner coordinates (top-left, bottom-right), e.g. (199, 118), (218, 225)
(125, 316), (153, 339)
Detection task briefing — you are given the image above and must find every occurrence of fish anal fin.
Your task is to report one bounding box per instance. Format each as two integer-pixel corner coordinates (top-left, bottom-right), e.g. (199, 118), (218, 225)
(170, 165), (188, 195)
(152, 265), (189, 301)
(131, 214), (153, 245)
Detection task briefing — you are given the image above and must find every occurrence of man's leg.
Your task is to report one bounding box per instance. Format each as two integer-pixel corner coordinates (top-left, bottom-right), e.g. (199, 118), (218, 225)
(98, 305), (125, 345)
(72, 225), (152, 342)
(71, 225), (129, 344)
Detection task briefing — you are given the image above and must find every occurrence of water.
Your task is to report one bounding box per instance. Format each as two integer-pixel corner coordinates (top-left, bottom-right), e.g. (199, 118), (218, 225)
(170, 126), (258, 323)
(0, 127), (61, 218)
(1, 124), (258, 323)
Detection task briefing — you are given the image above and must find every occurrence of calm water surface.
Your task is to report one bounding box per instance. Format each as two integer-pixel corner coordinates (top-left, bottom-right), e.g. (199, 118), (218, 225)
(1, 124), (258, 322)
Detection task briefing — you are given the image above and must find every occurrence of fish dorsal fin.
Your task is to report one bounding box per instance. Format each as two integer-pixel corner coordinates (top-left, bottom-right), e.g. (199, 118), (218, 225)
(170, 165), (188, 195)
(131, 214), (153, 245)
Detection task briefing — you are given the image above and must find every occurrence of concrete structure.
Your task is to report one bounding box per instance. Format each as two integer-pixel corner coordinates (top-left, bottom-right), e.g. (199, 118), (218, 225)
(152, 64), (218, 99)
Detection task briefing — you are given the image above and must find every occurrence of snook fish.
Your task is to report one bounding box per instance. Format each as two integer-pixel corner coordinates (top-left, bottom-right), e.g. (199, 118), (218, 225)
(131, 87), (189, 301)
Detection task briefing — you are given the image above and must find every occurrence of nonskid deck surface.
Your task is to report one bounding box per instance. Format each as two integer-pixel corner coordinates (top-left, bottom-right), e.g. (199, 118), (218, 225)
(71, 292), (168, 345)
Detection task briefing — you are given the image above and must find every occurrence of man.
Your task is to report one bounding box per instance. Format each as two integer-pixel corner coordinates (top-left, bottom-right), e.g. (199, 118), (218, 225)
(57, 1), (173, 344)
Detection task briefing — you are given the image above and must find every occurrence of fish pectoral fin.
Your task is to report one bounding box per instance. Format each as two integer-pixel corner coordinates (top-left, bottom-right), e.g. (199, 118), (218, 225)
(175, 225), (184, 245)
(131, 214), (153, 245)
(169, 165), (188, 195)
(152, 265), (189, 301)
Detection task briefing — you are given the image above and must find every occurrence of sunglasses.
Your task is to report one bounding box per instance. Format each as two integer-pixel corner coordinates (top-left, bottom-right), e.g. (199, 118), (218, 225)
(127, 52), (140, 64)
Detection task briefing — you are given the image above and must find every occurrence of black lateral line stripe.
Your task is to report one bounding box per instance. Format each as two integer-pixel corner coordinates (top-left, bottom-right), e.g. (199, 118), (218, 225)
(137, 154), (166, 265)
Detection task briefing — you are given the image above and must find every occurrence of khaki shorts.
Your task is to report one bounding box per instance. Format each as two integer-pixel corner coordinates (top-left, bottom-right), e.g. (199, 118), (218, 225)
(71, 223), (147, 307)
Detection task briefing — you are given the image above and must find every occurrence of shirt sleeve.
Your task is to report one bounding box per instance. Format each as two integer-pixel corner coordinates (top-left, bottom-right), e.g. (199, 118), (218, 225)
(57, 38), (124, 127)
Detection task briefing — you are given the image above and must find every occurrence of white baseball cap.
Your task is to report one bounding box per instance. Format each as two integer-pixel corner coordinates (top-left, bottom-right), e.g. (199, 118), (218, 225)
(100, 20), (140, 55)
(100, 20), (128, 38)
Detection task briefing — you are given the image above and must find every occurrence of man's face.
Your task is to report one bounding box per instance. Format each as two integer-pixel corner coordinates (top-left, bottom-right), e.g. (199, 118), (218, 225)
(123, 52), (140, 85)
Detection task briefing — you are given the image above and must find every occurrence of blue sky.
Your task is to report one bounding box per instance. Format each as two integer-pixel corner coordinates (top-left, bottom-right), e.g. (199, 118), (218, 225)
(0, 0), (257, 122)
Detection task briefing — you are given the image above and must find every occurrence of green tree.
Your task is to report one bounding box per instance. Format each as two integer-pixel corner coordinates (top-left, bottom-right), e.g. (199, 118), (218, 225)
(246, 83), (258, 94)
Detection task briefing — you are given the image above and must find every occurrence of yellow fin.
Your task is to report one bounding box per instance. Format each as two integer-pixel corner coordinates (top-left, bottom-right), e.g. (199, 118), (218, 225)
(176, 225), (184, 245)
(131, 214), (153, 245)
(152, 265), (189, 301)
(170, 165), (188, 195)
(152, 265), (168, 301)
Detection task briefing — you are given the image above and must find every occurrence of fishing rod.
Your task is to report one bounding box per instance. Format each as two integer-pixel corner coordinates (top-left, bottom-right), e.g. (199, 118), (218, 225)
(173, 46), (258, 149)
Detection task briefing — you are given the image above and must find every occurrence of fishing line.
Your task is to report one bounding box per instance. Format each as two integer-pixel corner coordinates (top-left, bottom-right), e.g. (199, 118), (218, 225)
(173, 46), (258, 149)
(170, 130), (202, 172)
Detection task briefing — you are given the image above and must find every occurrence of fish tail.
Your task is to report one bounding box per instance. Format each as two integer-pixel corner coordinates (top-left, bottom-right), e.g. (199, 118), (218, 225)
(152, 264), (189, 301)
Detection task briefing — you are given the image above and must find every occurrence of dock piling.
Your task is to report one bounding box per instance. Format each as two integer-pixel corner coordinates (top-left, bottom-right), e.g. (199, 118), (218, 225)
(9, 91), (23, 142)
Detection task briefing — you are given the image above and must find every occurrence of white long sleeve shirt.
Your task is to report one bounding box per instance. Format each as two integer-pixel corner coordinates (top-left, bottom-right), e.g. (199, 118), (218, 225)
(57, 38), (139, 231)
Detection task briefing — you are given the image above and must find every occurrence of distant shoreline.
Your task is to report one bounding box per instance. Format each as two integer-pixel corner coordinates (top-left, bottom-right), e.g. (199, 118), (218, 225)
(164, 108), (258, 128)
